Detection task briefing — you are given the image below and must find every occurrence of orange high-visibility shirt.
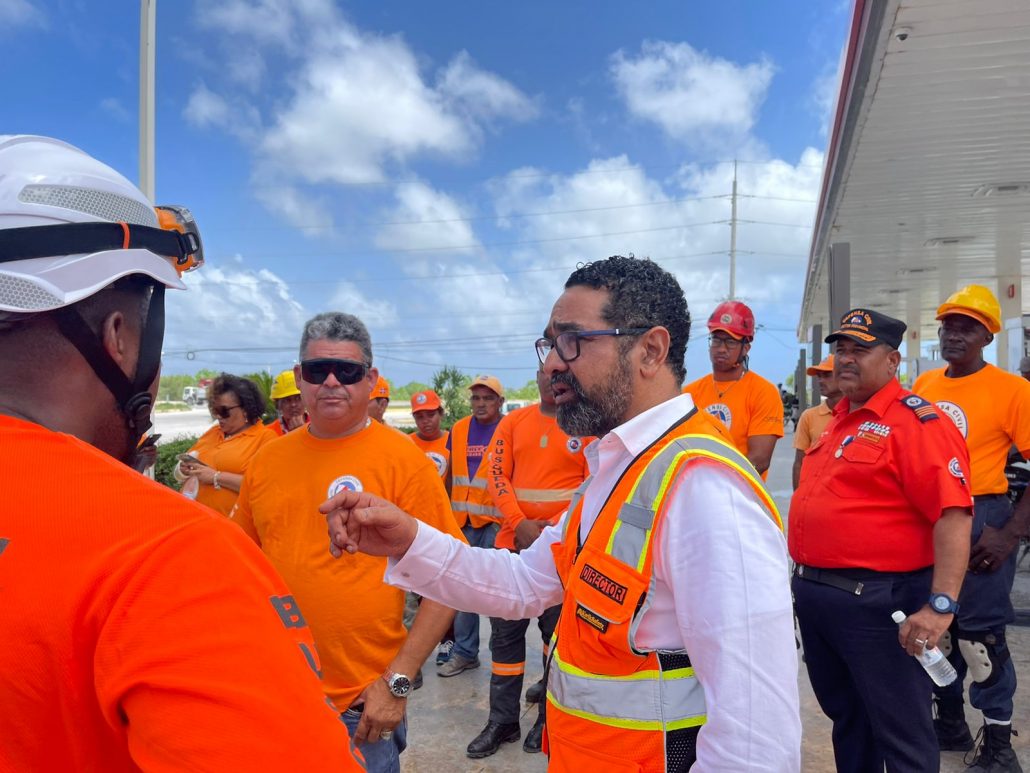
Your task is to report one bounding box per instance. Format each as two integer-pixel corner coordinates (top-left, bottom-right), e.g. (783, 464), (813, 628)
(913, 363), (1030, 495)
(410, 430), (450, 478)
(683, 370), (784, 463)
(484, 405), (593, 550)
(188, 421), (275, 516)
(232, 421), (463, 711)
(0, 415), (360, 772)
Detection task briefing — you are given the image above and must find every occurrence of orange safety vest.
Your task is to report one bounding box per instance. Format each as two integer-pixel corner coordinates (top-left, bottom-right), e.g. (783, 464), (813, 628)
(449, 416), (502, 529)
(545, 408), (781, 772)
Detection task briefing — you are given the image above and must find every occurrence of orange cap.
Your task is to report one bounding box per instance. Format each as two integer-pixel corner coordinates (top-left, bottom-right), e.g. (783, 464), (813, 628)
(806, 354), (835, 376)
(370, 375), (390, 400)
(468, 374), (504, 398)
(410, 389), (442, 412)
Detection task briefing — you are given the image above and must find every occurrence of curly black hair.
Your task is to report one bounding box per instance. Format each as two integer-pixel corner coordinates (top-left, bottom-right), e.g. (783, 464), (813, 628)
(564, 255), (690, 384)
(209, 373), (267, 424)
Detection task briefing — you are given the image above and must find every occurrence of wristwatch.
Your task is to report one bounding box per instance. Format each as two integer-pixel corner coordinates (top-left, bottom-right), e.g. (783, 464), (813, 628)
(929, 593), (960, 615)
(382, 670), (412, 698)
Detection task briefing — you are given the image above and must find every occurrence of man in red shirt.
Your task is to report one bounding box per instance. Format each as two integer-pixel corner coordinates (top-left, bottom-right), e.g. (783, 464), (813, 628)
(790, 308), (973, 773)
(0, 135), (359, 770)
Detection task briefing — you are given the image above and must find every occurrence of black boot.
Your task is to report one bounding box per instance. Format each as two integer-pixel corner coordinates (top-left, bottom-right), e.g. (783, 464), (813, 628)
(933, 695), (973, 751)
(966, 723), (1023, 773)
(525, 678), (545, 704)
(466, 721), (521, 759)
(523, 714), (545, 753)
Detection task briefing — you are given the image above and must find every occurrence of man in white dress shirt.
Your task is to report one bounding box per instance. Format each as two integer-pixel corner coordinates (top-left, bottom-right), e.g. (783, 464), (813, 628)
(323, 255), (801, 772)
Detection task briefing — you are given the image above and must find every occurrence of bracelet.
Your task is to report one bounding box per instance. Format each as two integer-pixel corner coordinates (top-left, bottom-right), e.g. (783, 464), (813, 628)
(213, 471), (221, 490)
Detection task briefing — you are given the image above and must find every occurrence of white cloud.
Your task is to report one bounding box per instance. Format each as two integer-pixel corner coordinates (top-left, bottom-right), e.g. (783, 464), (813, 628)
(0, 0), (44, 31)
(810, 59), (842, 137)
(374, 182), (480, 254)
(610, 40), (774, 145)
(164, 262), (309, 367)
(99, 97), (130, 123)
(194, 2), (535, 196)
(328, 281), (399, 329)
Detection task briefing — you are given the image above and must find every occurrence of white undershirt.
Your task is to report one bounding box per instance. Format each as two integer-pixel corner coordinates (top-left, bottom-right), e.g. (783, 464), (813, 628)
(386, 393), (801, 772)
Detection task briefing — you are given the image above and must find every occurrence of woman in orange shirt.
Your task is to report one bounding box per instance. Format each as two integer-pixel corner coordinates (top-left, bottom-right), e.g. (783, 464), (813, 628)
(176, 374), (274, 516)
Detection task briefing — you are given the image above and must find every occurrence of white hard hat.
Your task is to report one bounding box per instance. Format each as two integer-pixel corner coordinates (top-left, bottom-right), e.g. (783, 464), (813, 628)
(0, 135), (185, 313)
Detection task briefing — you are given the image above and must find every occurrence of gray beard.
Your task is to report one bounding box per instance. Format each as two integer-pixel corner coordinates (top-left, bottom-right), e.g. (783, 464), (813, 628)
(554, 359), (633, 438)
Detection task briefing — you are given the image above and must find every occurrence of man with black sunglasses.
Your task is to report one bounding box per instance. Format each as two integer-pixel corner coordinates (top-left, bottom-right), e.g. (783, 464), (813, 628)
(232, 312), (463, 773)
(323, 256), (801, 771)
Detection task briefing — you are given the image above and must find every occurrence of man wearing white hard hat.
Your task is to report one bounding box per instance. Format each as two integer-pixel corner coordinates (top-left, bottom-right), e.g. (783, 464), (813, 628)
(0, 136), (361, 770)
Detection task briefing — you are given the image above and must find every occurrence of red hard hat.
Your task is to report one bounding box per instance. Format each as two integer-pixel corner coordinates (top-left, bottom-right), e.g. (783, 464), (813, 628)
(708, 300), (755, 340)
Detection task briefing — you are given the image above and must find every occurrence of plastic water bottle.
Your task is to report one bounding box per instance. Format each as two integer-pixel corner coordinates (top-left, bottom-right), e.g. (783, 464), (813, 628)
(891, 610), (958, 687)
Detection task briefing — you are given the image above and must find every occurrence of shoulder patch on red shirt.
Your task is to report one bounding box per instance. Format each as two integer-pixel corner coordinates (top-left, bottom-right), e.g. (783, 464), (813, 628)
(901, 394), (939, 423)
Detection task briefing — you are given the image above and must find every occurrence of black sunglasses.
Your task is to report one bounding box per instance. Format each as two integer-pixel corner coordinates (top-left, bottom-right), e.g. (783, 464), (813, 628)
(211, 404), (241, 419)
(300, 358), (369, 385)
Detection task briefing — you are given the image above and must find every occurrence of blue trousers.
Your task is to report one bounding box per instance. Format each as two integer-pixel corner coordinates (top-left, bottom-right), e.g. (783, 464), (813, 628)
(452, 522), (498, 661)
(342, 708), (407, 773)
(934, 494), (1018, 722)
(795, 567), (939, 773)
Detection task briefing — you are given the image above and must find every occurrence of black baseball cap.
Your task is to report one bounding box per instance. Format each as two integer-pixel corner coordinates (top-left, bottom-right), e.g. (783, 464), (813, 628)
(825, 308), (906, 350)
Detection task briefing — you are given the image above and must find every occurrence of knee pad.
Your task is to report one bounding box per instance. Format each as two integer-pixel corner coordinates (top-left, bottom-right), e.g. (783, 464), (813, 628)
(957, 630), (1010, 689)
(938, 630), (953, 658)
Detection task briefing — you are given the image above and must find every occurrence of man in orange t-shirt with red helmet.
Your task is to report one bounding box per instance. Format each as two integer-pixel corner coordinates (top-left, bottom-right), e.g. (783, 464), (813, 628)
(913, 285), (1030, 768)
(683, 300), (783, 477)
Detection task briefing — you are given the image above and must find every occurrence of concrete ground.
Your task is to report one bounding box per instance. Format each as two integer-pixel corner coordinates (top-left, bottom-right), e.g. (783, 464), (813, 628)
(401, 428), (1030, 772)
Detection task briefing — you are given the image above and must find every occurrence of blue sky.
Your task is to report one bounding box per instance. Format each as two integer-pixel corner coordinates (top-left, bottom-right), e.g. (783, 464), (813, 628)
(3, 0), (851, 389)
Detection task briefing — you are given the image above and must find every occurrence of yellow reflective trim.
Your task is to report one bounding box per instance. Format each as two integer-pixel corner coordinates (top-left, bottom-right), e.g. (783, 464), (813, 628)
(552, 651), (694, 682)
(673, 443), (782, 529)
(547, 691), (706, 731)
(514, 486), (577, 502)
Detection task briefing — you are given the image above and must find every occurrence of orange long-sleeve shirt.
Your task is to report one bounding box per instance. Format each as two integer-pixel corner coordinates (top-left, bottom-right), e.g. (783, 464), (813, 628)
(483, 405), (593, 550)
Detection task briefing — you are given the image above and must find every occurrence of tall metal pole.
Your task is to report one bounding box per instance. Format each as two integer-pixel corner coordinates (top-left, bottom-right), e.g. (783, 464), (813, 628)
(729, 159), (738, 299)
(139, 0), (156, 200)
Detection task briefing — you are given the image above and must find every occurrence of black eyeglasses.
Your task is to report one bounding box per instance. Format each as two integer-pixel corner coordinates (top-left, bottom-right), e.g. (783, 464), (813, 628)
(535, 328), (651, 364)
(211, 404), (241, 419)
(708, 334), (744, 350)
(300, 358), (369, 385)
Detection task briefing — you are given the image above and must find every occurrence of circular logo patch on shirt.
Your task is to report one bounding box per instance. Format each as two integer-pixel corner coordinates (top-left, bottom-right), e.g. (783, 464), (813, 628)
(948, 457), (965, 480)
(567, 437), (583, 453)
(328, 475), (363, 498)
(934, 401), (968, 438)
(426, 451), (447, 476)
(904, 396), (923, 408)
(705, 403), (732, 428)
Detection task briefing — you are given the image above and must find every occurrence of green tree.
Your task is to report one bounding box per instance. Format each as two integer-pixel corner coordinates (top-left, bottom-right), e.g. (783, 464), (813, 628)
(507, 378), (540, 401)
(157, 373), (195, 402)
(393, 381), (430, 401)
(432, 366), (472, 429)
(243, 371), (278, 423)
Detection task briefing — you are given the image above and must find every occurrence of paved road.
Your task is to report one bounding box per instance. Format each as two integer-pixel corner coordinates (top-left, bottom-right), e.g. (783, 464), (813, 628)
(151, 405), (214, 443)
(401, 427), (1030, 771)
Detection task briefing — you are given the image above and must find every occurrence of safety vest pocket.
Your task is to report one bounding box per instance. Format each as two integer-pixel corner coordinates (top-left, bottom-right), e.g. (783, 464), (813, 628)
(545, 725), (644, 772)
(561, 544), (647, 675)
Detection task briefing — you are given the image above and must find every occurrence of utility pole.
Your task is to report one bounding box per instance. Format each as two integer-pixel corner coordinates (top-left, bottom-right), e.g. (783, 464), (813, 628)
(139, 0), (156, 200)
(728, 159), (738, 299)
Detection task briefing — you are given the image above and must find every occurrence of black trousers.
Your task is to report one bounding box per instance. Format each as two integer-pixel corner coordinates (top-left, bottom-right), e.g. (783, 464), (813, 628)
(794, 567), (939, 773)
(487, 604), (561, 724)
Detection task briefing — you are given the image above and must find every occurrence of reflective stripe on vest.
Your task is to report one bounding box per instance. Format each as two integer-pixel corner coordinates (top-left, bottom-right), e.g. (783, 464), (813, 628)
(547, 649), (705, 731)
(451, 500), (501, 517)
(451, 475), (488, 490)
(514, 486), (578, 503)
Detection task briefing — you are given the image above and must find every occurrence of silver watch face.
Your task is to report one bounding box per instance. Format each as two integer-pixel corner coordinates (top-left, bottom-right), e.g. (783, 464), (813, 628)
(389, 675), (411, 696)
(932, 595), (950, 612)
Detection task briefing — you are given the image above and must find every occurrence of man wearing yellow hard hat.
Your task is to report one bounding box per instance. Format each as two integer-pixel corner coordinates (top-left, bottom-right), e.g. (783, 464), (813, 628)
(268, 369), (307, 436)
(913, 284), (1030, 769)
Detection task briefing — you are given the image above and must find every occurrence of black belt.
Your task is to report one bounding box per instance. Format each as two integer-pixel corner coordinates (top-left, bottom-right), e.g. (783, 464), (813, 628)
(793, 565), (864, 595)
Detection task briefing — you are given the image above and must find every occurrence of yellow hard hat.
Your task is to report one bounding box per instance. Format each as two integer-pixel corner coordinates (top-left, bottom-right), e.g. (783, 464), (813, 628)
(936, 284), (1002, 334)
(270, 369), (301, 400)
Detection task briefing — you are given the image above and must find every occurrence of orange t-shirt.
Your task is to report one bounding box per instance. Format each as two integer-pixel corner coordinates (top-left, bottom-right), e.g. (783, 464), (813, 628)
(188, 421), (274, 516)
(484, 405), (593, 550)
(683, 369), (784, 459)
(0, 415), (360, 772)
(410, 430), (450, 478)
(913, 364), (1030, 495)
(794, 402), (834, 452)
(232, 421), (463, 710)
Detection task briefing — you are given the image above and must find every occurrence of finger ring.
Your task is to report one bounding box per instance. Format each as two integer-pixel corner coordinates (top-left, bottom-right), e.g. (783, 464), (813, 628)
(915, 638), (926, 645)
(983, 559), (991, 565)
(380, 730), (393, 740)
